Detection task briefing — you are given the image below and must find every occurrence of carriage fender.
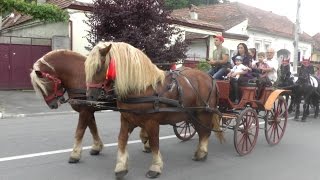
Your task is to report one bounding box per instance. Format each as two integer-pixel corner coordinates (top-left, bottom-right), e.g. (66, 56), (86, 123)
(264, 89), (290, 110)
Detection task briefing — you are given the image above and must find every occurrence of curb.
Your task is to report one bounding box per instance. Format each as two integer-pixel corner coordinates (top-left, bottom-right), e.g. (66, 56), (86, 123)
(0, 110), (113, 119)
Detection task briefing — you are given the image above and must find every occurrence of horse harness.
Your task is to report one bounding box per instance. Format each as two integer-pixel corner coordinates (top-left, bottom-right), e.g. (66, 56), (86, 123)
(117, 69), (220, 116)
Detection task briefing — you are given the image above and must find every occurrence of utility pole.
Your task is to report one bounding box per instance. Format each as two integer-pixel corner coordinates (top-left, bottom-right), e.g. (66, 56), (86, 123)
(293, 0), (301, 74)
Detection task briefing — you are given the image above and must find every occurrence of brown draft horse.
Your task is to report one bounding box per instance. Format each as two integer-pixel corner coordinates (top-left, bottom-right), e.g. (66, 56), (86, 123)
(30, 50), (149, 163)
(30, 50), (104, 163)
(85, 42), (223, 179)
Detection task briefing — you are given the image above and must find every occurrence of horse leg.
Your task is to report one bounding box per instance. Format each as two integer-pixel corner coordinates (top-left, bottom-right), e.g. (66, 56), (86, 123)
(294, 97), (301, 120)
(139, 128), (151, 153)
(288, 95), (294, 114)
(144, 120), (163, 179)
(114, 115), (131, 178)
(86, 111), (104, 155)
(306, 103), (310, 116)
(192, 113), (213, 161)
(313, 97), (319, 118)
(302, 103), (308, 122)
(69, 111), (89, 163)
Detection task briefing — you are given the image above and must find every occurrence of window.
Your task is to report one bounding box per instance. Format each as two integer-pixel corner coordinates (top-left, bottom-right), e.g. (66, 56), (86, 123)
(264, 42), (271, 51)
(303, 50), (307, 58)
(255, 42), (261, 52)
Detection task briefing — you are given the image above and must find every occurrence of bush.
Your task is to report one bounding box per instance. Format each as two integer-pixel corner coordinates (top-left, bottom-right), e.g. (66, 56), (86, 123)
(196, 60), (211, 72)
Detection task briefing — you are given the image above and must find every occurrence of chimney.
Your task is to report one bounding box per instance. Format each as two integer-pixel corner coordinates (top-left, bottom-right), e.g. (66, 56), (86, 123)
(190, 11), (198, 20)
(189, 4), (198, 20)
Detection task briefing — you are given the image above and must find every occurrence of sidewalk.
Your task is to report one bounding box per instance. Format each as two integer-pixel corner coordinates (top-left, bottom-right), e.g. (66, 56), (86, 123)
(0, 90), (75, 119)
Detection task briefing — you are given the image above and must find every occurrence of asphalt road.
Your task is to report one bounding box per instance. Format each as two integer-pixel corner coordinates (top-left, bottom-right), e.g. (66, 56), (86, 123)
(0, 110), (320, 180)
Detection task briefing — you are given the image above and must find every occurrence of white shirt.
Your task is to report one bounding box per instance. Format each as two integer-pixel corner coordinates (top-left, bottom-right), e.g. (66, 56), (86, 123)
(231, 63), (247, 74)
(265, 58), (279, 83)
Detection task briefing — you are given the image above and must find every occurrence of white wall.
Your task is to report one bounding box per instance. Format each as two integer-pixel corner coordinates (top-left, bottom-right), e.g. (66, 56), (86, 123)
(186, 40), (207, 60)
(1, 21), (68, 38)
(227, 19), (248, 35)
(247, 31), (312, 63)
(68, 9), (91, 55)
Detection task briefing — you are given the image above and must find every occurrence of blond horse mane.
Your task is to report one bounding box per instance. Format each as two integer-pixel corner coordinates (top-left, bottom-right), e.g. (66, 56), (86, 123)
(85, 42), (166, 98)
(30, 53), (56, 96)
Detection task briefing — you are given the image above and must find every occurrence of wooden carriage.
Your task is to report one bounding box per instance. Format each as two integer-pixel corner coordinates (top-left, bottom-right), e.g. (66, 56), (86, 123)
(174, 79), (289, 156)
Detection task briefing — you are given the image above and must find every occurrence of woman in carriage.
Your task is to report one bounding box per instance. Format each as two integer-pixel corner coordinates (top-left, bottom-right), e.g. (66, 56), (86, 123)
(229, 43), (254, 103)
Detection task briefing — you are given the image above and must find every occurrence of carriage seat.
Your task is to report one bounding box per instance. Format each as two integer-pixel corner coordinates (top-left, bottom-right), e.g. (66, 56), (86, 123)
(239, 79), (258, 87)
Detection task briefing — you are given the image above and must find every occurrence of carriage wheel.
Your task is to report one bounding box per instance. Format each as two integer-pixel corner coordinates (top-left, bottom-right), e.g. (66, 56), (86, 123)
(265, 96), (288, 145)
(234, 108), (259, 156)
(173, 121), (196, 141)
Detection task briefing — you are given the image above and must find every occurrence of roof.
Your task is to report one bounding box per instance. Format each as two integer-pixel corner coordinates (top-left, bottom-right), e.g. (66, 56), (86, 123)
(171, 2), (313, 42)
(1, 0), (92, 30)
(168, 16), (224, 32)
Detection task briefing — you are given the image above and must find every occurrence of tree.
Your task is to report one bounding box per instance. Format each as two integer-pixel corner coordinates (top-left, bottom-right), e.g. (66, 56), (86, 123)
(165, 0), (189, 10)
(0, 0), (68, 30)
(85, 0), (188, 69)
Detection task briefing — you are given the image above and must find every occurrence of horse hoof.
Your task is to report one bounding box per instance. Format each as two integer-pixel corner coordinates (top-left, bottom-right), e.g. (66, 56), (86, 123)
(90, 149), (100, 156)
(146, 170), (161, 179)
(115, 170), (128, 179)
(192, 154), (207, 161)
(143, 147), (151, 153)
(68, 157), (80, 163)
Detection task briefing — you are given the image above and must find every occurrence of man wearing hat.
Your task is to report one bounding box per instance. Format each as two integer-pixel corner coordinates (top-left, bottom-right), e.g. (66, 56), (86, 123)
(207, 35), (230, 79)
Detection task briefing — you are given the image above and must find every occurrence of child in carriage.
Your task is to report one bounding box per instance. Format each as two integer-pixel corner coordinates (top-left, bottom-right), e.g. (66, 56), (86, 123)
(252, 52), (272, 85)
(227, 56), (249, 104)
(227, 56), (248, 79)
(251, 52), (272, 97)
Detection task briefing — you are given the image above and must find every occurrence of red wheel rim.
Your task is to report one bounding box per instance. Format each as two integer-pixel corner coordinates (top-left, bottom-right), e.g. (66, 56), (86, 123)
(234, 108), (259, 156)
(265, 96), (288, 145)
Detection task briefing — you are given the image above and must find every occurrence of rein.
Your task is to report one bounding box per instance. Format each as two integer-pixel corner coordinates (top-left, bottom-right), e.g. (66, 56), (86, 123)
(86, 80), (113, 93)
(40, 71), (66, 103)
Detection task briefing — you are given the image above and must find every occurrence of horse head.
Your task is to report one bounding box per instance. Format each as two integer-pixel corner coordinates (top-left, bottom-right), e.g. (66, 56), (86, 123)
(85, 42), (115, 101)
(85, 42), (165, 101)
(30, 55), (66, 109)
(297, 57), (313, 84)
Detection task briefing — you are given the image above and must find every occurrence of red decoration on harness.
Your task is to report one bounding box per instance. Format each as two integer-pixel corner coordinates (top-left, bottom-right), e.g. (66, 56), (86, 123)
(106, 58), (116, 80)
(170, 64), (176, 70)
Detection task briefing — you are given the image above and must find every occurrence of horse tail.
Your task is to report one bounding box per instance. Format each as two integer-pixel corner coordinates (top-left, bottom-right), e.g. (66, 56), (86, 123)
(211, 113), (225, 144)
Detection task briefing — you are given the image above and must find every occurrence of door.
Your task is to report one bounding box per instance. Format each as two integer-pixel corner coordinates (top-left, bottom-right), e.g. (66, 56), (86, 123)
(10, 44), (32, 89)
(0, 44), (51, 89)
(0, 45), (10, 89)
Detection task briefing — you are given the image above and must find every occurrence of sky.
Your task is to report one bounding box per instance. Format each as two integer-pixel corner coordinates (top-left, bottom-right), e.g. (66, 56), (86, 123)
(229, 0), (320, 36)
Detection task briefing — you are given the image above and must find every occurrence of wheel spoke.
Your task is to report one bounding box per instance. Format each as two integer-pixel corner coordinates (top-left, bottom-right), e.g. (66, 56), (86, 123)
(265, 96), (288, 145)
(235, 108), (259, 155)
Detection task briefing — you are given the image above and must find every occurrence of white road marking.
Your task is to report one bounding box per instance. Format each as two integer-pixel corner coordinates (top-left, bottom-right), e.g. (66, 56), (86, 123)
(0, 135), (176, 162)
(0, 115), (308, 163)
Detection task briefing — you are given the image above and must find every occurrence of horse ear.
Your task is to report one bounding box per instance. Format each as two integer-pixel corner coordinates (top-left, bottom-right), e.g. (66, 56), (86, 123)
(99, 44), (112, 57)
(35, 70), (43, 78)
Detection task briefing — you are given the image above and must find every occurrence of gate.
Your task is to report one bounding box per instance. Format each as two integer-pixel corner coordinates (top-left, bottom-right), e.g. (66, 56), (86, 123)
(0, 36), (51, 89)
